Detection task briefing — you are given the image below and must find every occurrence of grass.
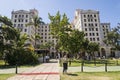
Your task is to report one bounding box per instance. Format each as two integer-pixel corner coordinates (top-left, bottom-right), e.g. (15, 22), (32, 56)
(60, 59), (120, 67)
(0, 74), (15, 80)
(61, 71), (120, 80)
(0, 60), (41, 69)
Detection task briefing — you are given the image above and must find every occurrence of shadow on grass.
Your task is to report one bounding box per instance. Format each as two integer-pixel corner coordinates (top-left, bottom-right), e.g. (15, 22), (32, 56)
(67, 73), (78, 76)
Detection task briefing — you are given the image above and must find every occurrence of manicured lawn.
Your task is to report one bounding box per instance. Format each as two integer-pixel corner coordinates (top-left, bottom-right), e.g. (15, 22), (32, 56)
(0, 74), (15, 80)
(61, 71), (120, 80)
(61, 59), (120, 67)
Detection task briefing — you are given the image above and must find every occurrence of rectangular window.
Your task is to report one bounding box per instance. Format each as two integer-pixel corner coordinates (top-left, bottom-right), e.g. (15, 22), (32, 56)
(84, 19), (86, 22)
(93, 38), (95, 41)
(96, 33), (99, 36)
(15, 15), (17, 18)
(95, 19), (97, 22)
(92, 33), (95, 36)
(90, 38), (92, 41)
(85, 28), (87, 31)
(96, 28), (98, 31)
(14, 19), (17, 22)
(26, 15), (28, 18)
(89, 28), (91, 31)
(94, 14), (96, 17)
(14, 24), (16, 27)
(21, 24), (23, 27)
(95, 24), (97, 26)
(85, 33), (88, 36)
(19, 15), (21, 17)
(97, 38), (99, 41)
(89, 33), (91, 36)
(18, 24), (20, 27)
(84, 15), (86, 17)
(18, 19), (20, 22)
(92, 28), (94, 31)
(24, 29), (27, 32)
(25, 19), (28, 22)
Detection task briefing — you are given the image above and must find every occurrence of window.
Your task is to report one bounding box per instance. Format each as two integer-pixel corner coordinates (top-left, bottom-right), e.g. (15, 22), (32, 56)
(45, 33), (47, 35)
(84, 23), (87, 26)
(95, 24), (97, 26)
(14, 24), (16, 27)
(45, 40), (47, 42)
(84, 19), (86, 22)
(97, 38), (99, 41)
(26, 15), (28, 18)
(90, 15), (92, 17)
(95, 19), (97, 22)
(89, 33), (91, 36)
(18, 24), (20, 27)
(41, 40), (43, 42)
(88, 15), (89, 17)
(89, 24), (91, 26)
(92, 28), (94, 31)
(90, 38), (92, 41)
(96, 33), (99, 36)
(18, 19), (20, 22)
(41, 33), (43, 35)
(94, 14), (96, 17)
(89, 28), (91, 31)
(19, 15), (21, 17)
(85, 33), (88, 36)
(24, 29), (27, 32)
(96, 28), (98, 31)
(25, 19), (28, 22)
(84, 15), (86, 17)
(93, 38), (95, 41)
(91, 23), (93, 26)
(92, 33), (95, 36)
(14, 19), (17, 22)
(21, 19), (23, 22)
(85, 28), (87, 31)
(21, 24), (23, 27)
(91, 19), (93, 22)
(15, 15), (17, 18)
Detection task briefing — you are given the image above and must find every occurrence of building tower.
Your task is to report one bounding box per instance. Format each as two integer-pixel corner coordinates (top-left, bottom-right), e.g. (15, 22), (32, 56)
(11, 9), (38, 45)
(73, 9), (112, 57)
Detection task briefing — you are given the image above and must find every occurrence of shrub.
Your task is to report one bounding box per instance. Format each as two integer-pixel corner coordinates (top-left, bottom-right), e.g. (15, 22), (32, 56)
(5, 48), (39, 65)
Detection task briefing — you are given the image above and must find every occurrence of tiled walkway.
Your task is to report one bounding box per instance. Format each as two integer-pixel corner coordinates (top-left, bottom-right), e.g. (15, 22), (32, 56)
(7, 59), (60, 80)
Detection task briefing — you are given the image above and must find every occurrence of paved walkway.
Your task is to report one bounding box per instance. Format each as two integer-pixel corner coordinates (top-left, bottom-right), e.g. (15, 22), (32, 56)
(7, 59), (60, 80)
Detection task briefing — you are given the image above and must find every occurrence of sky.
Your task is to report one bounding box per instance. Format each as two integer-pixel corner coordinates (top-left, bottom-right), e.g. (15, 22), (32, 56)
(0, 0), (120, 28)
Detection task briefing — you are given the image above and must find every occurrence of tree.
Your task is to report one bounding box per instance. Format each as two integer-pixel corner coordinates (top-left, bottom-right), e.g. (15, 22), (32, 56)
(0, 16), (38, 65)
(27, 16), (44, 49)
(48, 11), (71, 53)
(88, 42), (99, 66)
(0, 16), (15, 59)
(104, 24), (120, 50)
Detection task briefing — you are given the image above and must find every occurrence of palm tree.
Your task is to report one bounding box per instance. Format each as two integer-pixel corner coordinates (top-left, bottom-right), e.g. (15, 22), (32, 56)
(27, 16), (44, 49)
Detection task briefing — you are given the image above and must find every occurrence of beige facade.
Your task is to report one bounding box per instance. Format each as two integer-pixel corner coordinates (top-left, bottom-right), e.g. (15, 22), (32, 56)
(37, 24), (57, 53)
(73, 9), (119, 57)
(11, 9), (38, 45)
